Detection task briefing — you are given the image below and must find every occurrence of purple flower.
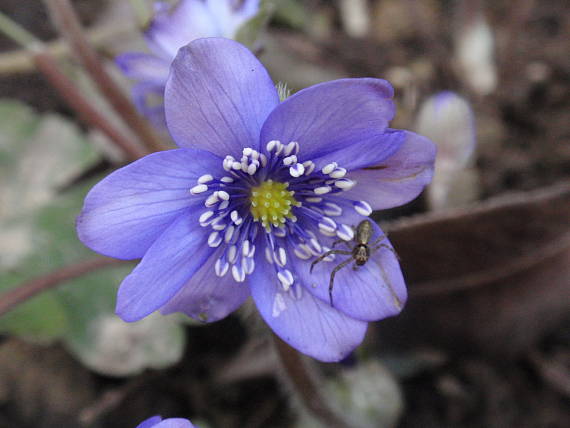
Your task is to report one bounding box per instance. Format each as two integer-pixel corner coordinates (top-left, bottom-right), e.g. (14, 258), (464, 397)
(78, 38), (436, 362)
(137, 415), (195, 428)
(116, 0), (259, 127)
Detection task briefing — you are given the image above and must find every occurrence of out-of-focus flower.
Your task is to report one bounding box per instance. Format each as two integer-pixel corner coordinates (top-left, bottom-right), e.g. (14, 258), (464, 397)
(454, 13), (497, 96)
(78, 38), (436, 362)
(137, 415), (196, 428)
(117, 0), (260, 127)
(415, 91), (478, 210)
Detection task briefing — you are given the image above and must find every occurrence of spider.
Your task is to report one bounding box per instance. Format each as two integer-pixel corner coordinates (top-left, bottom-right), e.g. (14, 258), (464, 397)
(310, 219), (393, 307)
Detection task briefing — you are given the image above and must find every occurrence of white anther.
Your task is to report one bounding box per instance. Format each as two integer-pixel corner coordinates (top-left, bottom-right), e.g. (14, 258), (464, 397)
(265, 247), (274, 264)
(215, 258), (229, 277)
(272, 293), (287, 317)
(330, 167), (347, 178)
(230, 210), (241, 224)
(335, 178), (356, 190)
(283, 155), (297, 166)
(198, 174), (214, 184)
(322, 162), (338, 175)
(218, 200), (229, 211)
(243, 147), (253, 157)
(232, 265), (245, 282)
(231, 161), (242, 170)
(224, 225), (235, 243)
(323, 202), (343, 216)
(226, 245), (237, 264)
(284, 141), (299, 156)
(258, 154), (266, 167)
(273, 226), (286, 237)
(277, 269), (294, 291)
(305, 197), (322, 203)
(205, 193), (219, 207)
(190, 184), (208, 194)
(217, 191), (230, 201)
(242, 240), (250, 256)
(247, 163), (257, 175)
(309, 238), (322, 254)
(354, 200), (372, 216)
(199, 211), (214, 225)
(221, 176), (234, 183)
(289, 163), (305, 177)
(318, 217), (337, 236)
(322, 247), (335, 262)
(243, 257), (255, 274)
(294, 247), (311, 260)
(337, 224), (355, 241)
(303, 161), (315, 175)
(266, 140), (279, 152)
(248, 244), (256, 258)
(208, 231), (222, 247)
(275, 247), (287, 267)
(314, 186), (332, 195)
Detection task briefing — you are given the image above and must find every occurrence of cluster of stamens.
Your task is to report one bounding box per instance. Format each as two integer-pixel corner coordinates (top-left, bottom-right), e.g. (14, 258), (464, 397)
(189, 140), (373, 299)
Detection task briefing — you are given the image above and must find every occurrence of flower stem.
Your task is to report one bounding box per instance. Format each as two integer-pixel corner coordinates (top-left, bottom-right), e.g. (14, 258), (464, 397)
(33, 52), (149, 161)
(0, 10), (41, 50)
(0, 257), (129, 317)
(272, 334), (349, 428)
(43, 0), (168, 153)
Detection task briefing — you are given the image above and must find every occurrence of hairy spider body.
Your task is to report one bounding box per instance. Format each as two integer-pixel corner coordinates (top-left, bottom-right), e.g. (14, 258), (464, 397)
(310, 220), (391, 306)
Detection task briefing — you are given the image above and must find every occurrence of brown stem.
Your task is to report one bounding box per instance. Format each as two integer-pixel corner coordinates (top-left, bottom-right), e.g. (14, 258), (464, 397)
(272, 334), (348, 428)
(43, 0), (167, 153)
(0, 257), (128, 317)
(34, 52), (148, 161)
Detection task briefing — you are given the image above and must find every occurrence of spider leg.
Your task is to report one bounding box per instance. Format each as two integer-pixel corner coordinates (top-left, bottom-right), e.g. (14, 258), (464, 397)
(370, 234), (387, 246)
(371, 243), (400, 260)
(310, 249), (352, 273)
(331, 239), (352, 250)
(328, 257), (354, 307)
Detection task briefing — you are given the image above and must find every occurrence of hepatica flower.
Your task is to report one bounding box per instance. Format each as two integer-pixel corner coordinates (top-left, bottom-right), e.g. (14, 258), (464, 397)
(78, 38), (436, 362)
(137, 415), (195, 428)
(116, 0), (259, 126)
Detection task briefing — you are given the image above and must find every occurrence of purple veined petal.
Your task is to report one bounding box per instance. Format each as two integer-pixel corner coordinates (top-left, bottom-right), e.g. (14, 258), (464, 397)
(259, 78), (395, 163)
(312, 128), (406, 172)
(115, 52), (170, 84)
(77, 149), (224, 259)
(160, 247), (250, 322)
(165, 38), (279, 156)
(292, 221), (407, 322)
(343, 130), (437, 210)
(116, 212), (214, 322)
(249, 249), (368, 362)
(145, 0), (218, 60)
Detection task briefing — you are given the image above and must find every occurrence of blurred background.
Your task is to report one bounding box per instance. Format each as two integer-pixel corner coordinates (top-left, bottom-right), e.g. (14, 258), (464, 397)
(0, 0), (568, 427)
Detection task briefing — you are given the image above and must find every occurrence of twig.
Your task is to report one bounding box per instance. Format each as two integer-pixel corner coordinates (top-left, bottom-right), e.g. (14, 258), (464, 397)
(34, 52), (149, 161)
(0, 257), (128, 317)
(43, 0), (167, 153)
(272, 334), (348, 428)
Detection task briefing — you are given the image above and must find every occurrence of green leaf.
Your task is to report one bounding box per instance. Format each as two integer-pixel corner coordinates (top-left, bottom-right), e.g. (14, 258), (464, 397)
(0, 101), (185, 375)
(235, 0), (276, 47)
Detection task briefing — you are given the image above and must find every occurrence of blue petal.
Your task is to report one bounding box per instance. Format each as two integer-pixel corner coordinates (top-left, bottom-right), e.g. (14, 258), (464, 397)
(145, 0), (218, 59)
(131, 81), (167, 130)
(249, 249), (368, 362)
(343, 130), (437, 210)
(115, 52), (170, 84)
(154, 419), (195, 428)
(260, 78), (395, 164)
(292, 221), (407, 322)
(165, 38), (279, 156)
(77, 149), (223, 259)
(116, 212), (214, 322)
(160, 247), (250, 322)
(136, 416), (163, 428)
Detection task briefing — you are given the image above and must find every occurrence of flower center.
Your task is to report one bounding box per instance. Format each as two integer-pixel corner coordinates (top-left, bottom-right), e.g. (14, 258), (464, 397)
(249, 179), (299, 231)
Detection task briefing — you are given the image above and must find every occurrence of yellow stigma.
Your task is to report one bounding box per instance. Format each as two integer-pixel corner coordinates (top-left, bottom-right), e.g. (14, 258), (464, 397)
(250, 180), (299, 231)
